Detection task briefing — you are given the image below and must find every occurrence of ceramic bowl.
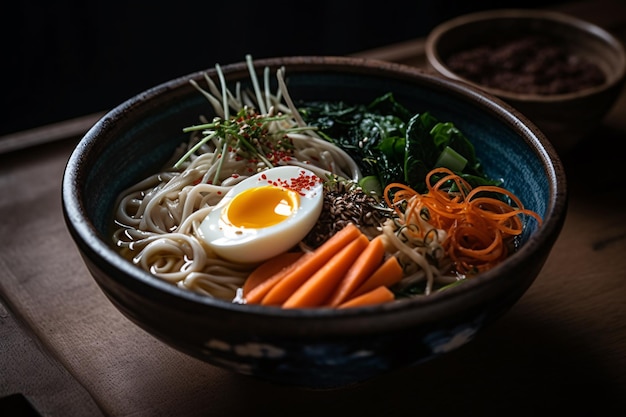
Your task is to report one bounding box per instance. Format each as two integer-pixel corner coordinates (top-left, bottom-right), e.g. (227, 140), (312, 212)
(425, 9), (626, 152)
(62, 56), (567, 389)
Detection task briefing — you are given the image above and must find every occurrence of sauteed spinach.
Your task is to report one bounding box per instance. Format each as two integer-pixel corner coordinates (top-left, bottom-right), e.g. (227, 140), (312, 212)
(298, 93), (500, 193)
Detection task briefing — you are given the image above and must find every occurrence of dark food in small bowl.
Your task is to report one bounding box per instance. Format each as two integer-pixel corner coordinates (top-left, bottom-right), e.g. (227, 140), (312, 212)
(62, 56), (567, 389)
(425, 9), (626, 151)
(445, 33), (606, 95)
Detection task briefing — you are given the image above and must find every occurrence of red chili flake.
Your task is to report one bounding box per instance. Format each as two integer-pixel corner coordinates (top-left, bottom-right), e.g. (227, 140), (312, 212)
(267, 170), (323, 196)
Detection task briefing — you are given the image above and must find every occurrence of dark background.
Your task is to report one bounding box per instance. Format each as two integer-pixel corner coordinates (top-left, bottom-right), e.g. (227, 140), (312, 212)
(2, 0), (560, 136)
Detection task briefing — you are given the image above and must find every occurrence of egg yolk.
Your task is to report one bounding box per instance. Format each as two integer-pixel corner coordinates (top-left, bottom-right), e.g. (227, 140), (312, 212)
(223, 185), (300, 229)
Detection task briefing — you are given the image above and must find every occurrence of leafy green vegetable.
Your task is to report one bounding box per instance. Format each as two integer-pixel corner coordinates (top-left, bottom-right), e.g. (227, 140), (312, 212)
(298, 93), (500, 194)
(403, 112), (440, 191)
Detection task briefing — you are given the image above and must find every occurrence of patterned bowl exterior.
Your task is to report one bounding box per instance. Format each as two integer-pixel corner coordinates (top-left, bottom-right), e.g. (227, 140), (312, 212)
(62, 56), (567, 389)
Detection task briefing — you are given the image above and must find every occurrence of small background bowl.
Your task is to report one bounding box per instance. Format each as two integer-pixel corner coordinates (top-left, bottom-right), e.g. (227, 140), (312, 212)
(62, 56), (567, 389)
(425, 9), (626, 152)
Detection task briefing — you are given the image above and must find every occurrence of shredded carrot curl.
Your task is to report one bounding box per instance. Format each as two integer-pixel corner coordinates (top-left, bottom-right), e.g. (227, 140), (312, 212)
(384, 167), (543, 275)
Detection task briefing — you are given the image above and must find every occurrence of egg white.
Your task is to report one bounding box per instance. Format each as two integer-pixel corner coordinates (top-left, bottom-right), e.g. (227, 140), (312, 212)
(199, 166), (324, 263)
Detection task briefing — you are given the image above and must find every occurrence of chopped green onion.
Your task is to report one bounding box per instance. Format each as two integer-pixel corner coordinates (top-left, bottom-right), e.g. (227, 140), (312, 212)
(359, 175), (383, 198)
(434, 146), (467, 172)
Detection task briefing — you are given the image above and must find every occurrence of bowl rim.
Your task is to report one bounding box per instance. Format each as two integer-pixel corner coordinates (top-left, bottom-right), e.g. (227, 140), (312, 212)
(62, 55), (568, 328)
(424, 8), (626, 102)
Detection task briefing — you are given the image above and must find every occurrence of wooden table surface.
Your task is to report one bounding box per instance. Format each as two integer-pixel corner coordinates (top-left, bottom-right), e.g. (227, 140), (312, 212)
(1, 1), (625, 416)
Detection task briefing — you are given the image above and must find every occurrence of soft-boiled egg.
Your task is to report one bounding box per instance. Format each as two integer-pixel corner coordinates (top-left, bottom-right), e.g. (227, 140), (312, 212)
(199, 166), (324, 263)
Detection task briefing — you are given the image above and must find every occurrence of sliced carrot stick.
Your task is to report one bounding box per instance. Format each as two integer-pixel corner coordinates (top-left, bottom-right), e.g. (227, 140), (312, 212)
(242, 251), (305, 296)
(337, 285), (395, 309)
(327, 234), (386, 307)
(350, 255), (404, 299)
(282, 234), (370, 308)
(246, 222), (362, 305)
(243, 252), (311, 304)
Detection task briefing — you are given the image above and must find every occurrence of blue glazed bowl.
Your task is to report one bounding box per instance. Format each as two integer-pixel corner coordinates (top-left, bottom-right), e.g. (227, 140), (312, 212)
(62, 56), (567, 389)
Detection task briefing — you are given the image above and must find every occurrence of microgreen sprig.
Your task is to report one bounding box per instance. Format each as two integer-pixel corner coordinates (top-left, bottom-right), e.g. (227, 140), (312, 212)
(173, 106), (311, 185)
